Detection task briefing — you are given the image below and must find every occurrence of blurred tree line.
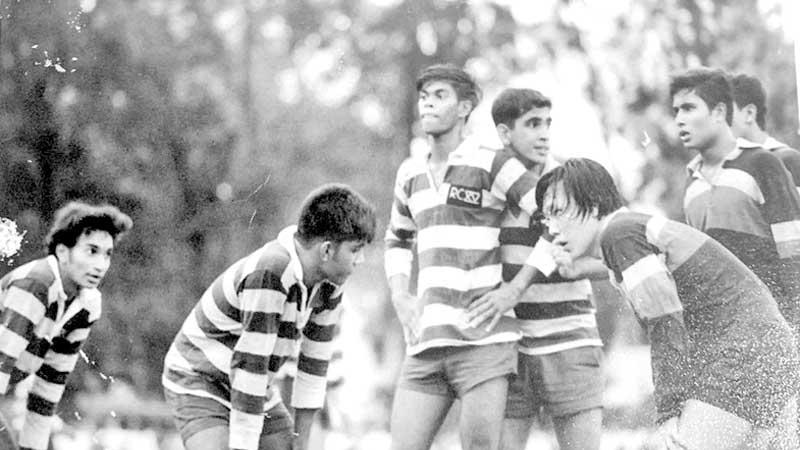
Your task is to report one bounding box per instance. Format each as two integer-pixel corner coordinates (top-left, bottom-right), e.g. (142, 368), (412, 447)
(0, 0), (796, 407)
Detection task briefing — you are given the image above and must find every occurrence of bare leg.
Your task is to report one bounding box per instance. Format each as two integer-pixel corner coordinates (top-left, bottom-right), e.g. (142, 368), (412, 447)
(183, 426), (227, 450)
(183, 424), (292, 450)
(0, 412), (16, 450)
(676, 399), (751, 450)
(499, 417), (532, 450)
(742, 396), (798, 450)
(390, 388), (453, 450)
(459, 376), (509, 450)
(552, 407), (602, 450)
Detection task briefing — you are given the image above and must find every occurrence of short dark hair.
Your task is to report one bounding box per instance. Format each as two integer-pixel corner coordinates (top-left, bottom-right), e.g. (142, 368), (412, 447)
(535, 158), (624, 220)
(296, 184), (376, 245)
(669, 67), (732, 125)
(45, 201), (133, 255)
(491, 88), (552, 127)
(416, 63), (482, 119)
(730, 73), (767, 129)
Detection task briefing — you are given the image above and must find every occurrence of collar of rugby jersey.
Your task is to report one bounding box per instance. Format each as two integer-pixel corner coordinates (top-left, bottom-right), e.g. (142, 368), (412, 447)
(277, 225), (310, 305)
(46, 254), (69, 322)
(276, 225), (343, 311)
(763, 136), (788, 151)
(445, 135), (482, 162)
(45, 255), (68, 304)
(597, 206), (630, 240)
(685, 138), (752, 179)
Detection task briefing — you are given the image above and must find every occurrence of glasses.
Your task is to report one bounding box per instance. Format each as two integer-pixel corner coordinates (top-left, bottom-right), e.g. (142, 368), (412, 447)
(540, 206), (585, 230)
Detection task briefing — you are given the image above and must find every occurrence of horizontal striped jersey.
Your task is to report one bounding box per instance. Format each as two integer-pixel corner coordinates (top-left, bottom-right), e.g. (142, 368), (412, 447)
(385, 138), (543, 355)
(684, 139), (800, 325)
(600, 209), (797, 425)
(162, 226), (343, 450)
(759, 137), (800, 193)
(500, 154), (602, 355)
(0, 255), (101, 450)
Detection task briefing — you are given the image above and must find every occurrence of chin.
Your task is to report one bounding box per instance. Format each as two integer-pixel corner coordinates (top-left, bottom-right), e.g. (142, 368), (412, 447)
(422, 127), (445, 137)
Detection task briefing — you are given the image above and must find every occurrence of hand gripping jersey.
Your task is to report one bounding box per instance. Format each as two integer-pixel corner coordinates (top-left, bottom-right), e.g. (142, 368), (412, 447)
(499, 154), (602, 356)
(384, 138), (543, 355)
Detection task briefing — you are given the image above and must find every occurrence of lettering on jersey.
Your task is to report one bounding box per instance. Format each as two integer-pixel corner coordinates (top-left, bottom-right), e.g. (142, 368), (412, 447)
(447, 184), (482, 207)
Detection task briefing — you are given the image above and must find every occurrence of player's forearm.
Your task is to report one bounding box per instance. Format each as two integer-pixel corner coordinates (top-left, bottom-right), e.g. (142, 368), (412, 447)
(388, 274), (411, 300)
(570, 256), (609, 280)
(384, 245), (413, 280)
(648, 315), (690, 424)
(292, 408), (319, 450)
(506, 265), (535, 295)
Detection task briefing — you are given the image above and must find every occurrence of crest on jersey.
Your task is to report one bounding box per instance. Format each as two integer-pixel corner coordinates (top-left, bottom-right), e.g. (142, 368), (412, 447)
(447, 184), (482, 207)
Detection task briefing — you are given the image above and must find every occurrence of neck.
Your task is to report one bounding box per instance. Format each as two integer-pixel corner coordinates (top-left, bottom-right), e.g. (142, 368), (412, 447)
(745, 127), (768, 145)
(294, 238), (323, 289)
(57, 264), (79, 298)
(514, 151), (546, 175)
(699, 127), (737, 166)
(427, 122), (465, 163)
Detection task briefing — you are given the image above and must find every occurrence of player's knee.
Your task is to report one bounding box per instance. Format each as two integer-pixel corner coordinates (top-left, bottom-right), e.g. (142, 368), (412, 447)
(463, 432), (497, 450)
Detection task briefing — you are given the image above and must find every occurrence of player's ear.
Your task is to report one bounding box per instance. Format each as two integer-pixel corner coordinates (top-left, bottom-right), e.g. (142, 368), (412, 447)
(496, 123), (512, 146)
(744, 104), (758, 123)
(319, 241), (334, 262)
(457, 99), (473, 119)
(712, 102), (727, 124)
(55, 243), (70, 261)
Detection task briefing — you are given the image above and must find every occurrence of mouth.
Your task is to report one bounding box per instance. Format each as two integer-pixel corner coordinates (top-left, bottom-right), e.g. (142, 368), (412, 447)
(678, 130), (690, 141)
(86, 275), (102, 285)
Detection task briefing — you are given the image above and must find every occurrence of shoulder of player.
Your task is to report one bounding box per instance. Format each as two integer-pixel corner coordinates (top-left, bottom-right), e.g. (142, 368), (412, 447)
(601, 212), (648, 246)
(234, 241), (293, 290)
(770, 145), (800, 160)
(2, 257), (58, 296)
(734, 145), (786, 173)
(394, 156), (426, 182)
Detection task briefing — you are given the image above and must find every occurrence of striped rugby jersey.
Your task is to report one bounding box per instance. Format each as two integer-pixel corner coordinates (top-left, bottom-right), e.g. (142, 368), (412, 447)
(500, 154), (602, 355)
(758, 137), (800, 194)
(384, 137), (542, 355)
(0, 255), (101, 450)
(684, 139), (800, 325)
(600, 209), (795, 424)
(162, 226), (343, 450)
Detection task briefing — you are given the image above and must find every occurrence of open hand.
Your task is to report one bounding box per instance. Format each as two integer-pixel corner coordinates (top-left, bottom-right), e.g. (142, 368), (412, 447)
(465, 283), (523, 332)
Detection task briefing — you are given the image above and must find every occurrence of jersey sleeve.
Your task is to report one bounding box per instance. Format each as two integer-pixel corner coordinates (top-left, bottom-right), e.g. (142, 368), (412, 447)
(384, 162), (417, 280)
(490, 152), (539, 217)
(229, 270), (284, 450)
(773, 147), (800, 191)
(18, 309), (96, 450)
(0, 280), (50, 394)
(752, 151), (800, 259)
(601, 221), (690, 424)
(291, 284), (343, 409)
